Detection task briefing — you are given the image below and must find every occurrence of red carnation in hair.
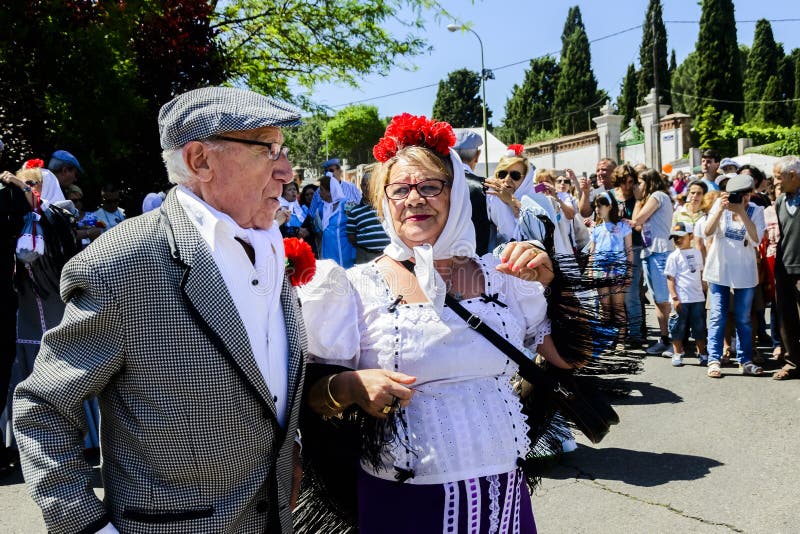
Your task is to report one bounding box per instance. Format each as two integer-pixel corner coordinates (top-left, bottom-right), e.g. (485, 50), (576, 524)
(507, 144), (524, 156)
(23, 159), (45, 169)
(283, 237), (316, 287)
(372, 113), (455, 162)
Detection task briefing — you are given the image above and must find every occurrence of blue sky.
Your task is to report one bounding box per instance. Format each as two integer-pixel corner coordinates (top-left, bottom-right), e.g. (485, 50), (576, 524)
(312, 0), (800, 123)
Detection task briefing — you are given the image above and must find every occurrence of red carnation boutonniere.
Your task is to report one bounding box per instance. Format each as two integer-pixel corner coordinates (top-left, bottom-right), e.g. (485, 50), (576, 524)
(283, 237), (316, 287)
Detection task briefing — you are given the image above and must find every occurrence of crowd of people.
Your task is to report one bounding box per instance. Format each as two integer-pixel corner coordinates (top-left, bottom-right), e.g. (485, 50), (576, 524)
(0, 85), (797, 534)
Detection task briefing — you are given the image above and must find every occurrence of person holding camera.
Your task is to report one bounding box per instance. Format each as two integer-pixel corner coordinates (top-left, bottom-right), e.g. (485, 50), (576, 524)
(700, 174), (766, 378)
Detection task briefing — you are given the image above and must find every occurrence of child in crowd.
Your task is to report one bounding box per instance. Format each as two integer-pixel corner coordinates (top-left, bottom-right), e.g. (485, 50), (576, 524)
(664, 222), (708, 367)
(590, 192), (633, 349)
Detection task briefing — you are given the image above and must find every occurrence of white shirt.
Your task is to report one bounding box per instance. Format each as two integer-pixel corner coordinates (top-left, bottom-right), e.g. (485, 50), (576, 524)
(176, 187), (289, 427)
(664, 248), (705, 303)
(299, 256), (552, 485)
(700, 200), (765, 288)
(92, 207), (126, 231)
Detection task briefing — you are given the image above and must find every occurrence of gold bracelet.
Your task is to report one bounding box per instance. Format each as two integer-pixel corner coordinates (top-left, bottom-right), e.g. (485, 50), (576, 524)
(325, 374), (345, 411)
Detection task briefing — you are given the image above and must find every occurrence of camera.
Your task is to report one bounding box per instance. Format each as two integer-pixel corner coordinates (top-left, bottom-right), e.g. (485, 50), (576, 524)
(727, 192), (743, 204)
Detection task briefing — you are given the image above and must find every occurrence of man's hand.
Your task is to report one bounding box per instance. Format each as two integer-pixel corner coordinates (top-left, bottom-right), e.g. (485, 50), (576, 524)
(578, 176), (591, 193)
(496, 241), (554, 285)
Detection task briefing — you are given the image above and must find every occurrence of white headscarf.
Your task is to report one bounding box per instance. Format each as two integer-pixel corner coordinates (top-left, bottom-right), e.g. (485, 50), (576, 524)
(381, 148), (476, 311)
(486, 157), (536, 240)
(40, 169), (65, 206)
(278, 195), (306, 224)
(320, 172), (362, 230)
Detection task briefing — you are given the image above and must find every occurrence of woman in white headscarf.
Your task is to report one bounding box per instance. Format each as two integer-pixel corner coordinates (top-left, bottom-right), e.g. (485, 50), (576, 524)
(295, 114), (571, 534)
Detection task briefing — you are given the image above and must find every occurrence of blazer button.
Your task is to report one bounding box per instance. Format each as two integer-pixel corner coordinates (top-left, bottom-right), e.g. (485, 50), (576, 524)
(256, 500), (268, 513)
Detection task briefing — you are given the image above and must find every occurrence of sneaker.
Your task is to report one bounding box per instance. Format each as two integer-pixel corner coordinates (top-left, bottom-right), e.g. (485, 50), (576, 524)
(661, 347), (674, 357)
(671, 353), (684, 367)
(645, 341), (670, 355)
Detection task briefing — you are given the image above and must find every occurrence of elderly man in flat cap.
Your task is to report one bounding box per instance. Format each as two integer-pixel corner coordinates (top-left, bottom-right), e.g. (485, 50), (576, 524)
(14, 87), (306, 534)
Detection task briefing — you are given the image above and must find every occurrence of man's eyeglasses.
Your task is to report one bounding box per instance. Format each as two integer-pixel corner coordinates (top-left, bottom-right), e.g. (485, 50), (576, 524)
(496, 170), (523, 181)
(384, 179), (448, 200)
(214, 135), (289, 161)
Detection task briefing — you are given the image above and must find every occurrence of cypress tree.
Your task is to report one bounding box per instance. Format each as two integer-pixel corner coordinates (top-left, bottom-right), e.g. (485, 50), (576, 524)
(561, 6), (584, 49)
(757, 75), (783, 125)
(793, 51), (800, 125)
(617, 63), (639, 125)
(670, 51), (698, 115)
(669, 49), (677, 77)
(431, 68), (491, 128)
(553, 21), (601, 135)
(695, 0), (743, 119)
(500, 56), (560, 143)
(743, 19), (781, 122)
(637, 0), (670, 108)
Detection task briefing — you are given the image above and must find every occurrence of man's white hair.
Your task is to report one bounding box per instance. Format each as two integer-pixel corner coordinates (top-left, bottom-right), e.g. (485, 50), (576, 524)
(161, 141), (222, 185)
(776, 155), (800, 175)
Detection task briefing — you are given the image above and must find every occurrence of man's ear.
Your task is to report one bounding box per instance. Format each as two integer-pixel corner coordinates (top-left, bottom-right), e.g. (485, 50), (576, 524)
(184, 142), (212, 183)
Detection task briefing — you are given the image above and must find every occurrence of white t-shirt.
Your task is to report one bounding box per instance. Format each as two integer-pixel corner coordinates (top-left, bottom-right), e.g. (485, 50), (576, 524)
(663, 248), (705, 303)
(700, 200), (765, 288)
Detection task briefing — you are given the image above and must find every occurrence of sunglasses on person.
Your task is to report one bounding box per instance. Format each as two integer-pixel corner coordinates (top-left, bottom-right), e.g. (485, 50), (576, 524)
(327, 165), (341, 172)
(496, 170), (523, 181)
(555, 178), (570, 184)
(213, 135), (290, 161)
(384, 179), (448, 200)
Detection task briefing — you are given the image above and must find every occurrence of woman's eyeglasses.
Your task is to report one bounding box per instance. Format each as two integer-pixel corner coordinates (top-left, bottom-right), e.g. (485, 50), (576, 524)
(384, 179), (448, 200)
(555, 178), (570, 184)
(496, 170), (523, 181)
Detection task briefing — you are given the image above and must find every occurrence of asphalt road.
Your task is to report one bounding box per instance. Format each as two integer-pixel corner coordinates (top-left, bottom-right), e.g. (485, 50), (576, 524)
(2, 306), (798, 533)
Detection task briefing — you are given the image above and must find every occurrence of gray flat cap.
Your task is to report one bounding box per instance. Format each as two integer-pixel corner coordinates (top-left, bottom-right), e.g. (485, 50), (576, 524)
(725, 174), (755, 193)
(453, 130), (483, 150)
(158, 86), (302, 150)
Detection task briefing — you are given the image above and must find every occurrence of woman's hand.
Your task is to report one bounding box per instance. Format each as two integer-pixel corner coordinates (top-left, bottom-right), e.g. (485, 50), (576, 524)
(496, 241), (555, 285)
(334, 369), (416, 419)
(484, 177), (516, 206)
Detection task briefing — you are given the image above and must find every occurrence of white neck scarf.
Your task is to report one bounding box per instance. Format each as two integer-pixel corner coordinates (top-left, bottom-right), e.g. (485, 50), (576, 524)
(381, 148), (476, 311)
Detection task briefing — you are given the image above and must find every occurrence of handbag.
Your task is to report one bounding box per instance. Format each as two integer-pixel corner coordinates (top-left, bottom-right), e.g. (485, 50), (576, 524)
(444, 293), (618, 444)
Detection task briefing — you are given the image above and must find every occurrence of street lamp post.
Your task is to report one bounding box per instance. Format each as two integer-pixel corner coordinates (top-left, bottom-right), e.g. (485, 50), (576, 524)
(447, 24), (492, 178)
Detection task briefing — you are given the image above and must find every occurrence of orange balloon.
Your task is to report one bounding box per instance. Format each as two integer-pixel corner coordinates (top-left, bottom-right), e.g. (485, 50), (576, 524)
(662, 163), (673, 174)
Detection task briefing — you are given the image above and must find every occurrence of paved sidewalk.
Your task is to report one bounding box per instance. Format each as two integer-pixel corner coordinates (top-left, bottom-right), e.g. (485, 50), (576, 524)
(2, 306), (798, 533)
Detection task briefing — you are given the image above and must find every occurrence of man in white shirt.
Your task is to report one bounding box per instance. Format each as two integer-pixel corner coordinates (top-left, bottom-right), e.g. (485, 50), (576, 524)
(14, 87), (306, 533)
(91, 183), (126, 231)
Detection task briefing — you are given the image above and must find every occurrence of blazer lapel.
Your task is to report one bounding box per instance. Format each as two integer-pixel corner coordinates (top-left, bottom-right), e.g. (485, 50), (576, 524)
(279, 275), (306, 421)
(162, 192), (279, 420)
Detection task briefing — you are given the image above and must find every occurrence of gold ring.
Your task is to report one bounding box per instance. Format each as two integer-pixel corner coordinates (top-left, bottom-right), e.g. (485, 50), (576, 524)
(382, 404), (392, 414)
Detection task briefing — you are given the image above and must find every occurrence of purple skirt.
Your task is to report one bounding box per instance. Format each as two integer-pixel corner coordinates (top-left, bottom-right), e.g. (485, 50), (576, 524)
(358, 468), (536, 534)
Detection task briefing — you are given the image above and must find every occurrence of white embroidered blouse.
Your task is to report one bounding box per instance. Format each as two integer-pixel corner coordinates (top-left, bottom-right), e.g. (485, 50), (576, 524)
(298, 255), (552, 485)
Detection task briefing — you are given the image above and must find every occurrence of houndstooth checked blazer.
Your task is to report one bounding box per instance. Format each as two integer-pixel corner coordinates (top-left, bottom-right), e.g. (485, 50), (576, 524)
(13, 190), (307, 534)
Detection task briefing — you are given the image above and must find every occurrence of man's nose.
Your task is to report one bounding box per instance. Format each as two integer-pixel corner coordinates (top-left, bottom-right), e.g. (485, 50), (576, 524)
(272, 154), (293, 184)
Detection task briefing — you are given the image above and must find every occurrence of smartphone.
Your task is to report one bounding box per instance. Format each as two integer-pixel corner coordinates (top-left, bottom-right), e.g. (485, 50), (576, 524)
(534, 183), (548, 194)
